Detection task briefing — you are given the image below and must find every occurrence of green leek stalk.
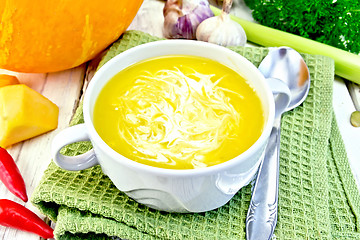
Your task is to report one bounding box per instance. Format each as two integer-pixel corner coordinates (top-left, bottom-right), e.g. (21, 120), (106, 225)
(211, 6), (360, 85)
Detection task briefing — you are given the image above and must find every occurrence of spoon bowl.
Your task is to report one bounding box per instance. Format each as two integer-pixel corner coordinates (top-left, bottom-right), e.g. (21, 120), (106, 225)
(259, 47), (311, 112)
(246, 47), (311, 240)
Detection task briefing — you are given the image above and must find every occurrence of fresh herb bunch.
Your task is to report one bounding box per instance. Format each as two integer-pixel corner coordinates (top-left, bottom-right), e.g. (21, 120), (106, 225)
(244, 0), (360, 54)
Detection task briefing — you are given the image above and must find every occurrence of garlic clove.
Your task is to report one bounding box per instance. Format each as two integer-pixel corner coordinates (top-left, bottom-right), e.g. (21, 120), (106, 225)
(196, 12), (247, 47)
(163, 0), (214, 39)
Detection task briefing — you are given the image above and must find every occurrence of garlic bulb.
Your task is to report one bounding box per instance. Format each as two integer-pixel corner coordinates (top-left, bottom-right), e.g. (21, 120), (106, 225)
(196, 0), (247, 46)
(163, 0), (214, 39)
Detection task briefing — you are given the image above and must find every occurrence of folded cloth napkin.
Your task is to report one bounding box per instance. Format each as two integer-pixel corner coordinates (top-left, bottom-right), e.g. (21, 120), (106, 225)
(31, 30), (360, 240)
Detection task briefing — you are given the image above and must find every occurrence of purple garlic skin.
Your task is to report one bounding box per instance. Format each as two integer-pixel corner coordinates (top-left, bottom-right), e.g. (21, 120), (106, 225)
(164, 0), (214, 40)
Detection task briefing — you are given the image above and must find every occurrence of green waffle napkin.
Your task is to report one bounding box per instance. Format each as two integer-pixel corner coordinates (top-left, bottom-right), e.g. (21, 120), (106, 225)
(31, 30), (360, 240)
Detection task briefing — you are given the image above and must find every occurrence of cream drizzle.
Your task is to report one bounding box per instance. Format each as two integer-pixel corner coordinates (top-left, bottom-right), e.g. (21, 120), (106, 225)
(114, 67), (243, 168)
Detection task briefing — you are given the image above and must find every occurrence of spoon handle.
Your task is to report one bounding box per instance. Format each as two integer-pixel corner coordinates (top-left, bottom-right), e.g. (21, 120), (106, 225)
(246, 117), (281, 240)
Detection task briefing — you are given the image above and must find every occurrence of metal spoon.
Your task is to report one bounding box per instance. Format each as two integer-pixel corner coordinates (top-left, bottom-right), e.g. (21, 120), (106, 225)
(246, 47), (311, 240)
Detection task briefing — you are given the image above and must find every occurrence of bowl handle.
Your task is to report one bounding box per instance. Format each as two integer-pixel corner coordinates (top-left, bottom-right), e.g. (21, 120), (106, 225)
(51, 124), (98, 171)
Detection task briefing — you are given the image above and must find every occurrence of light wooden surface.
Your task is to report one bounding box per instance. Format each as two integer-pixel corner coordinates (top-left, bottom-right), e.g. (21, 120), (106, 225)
(1, 0), (359, 239)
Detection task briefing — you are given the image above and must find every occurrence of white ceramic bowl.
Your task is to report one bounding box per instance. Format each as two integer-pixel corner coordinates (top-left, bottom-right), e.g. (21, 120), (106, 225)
(52, 40), (276, 213)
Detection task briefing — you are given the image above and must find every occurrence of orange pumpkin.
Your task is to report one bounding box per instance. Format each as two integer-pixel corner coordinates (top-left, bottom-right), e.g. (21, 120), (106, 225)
(0, 0), (143, 73)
